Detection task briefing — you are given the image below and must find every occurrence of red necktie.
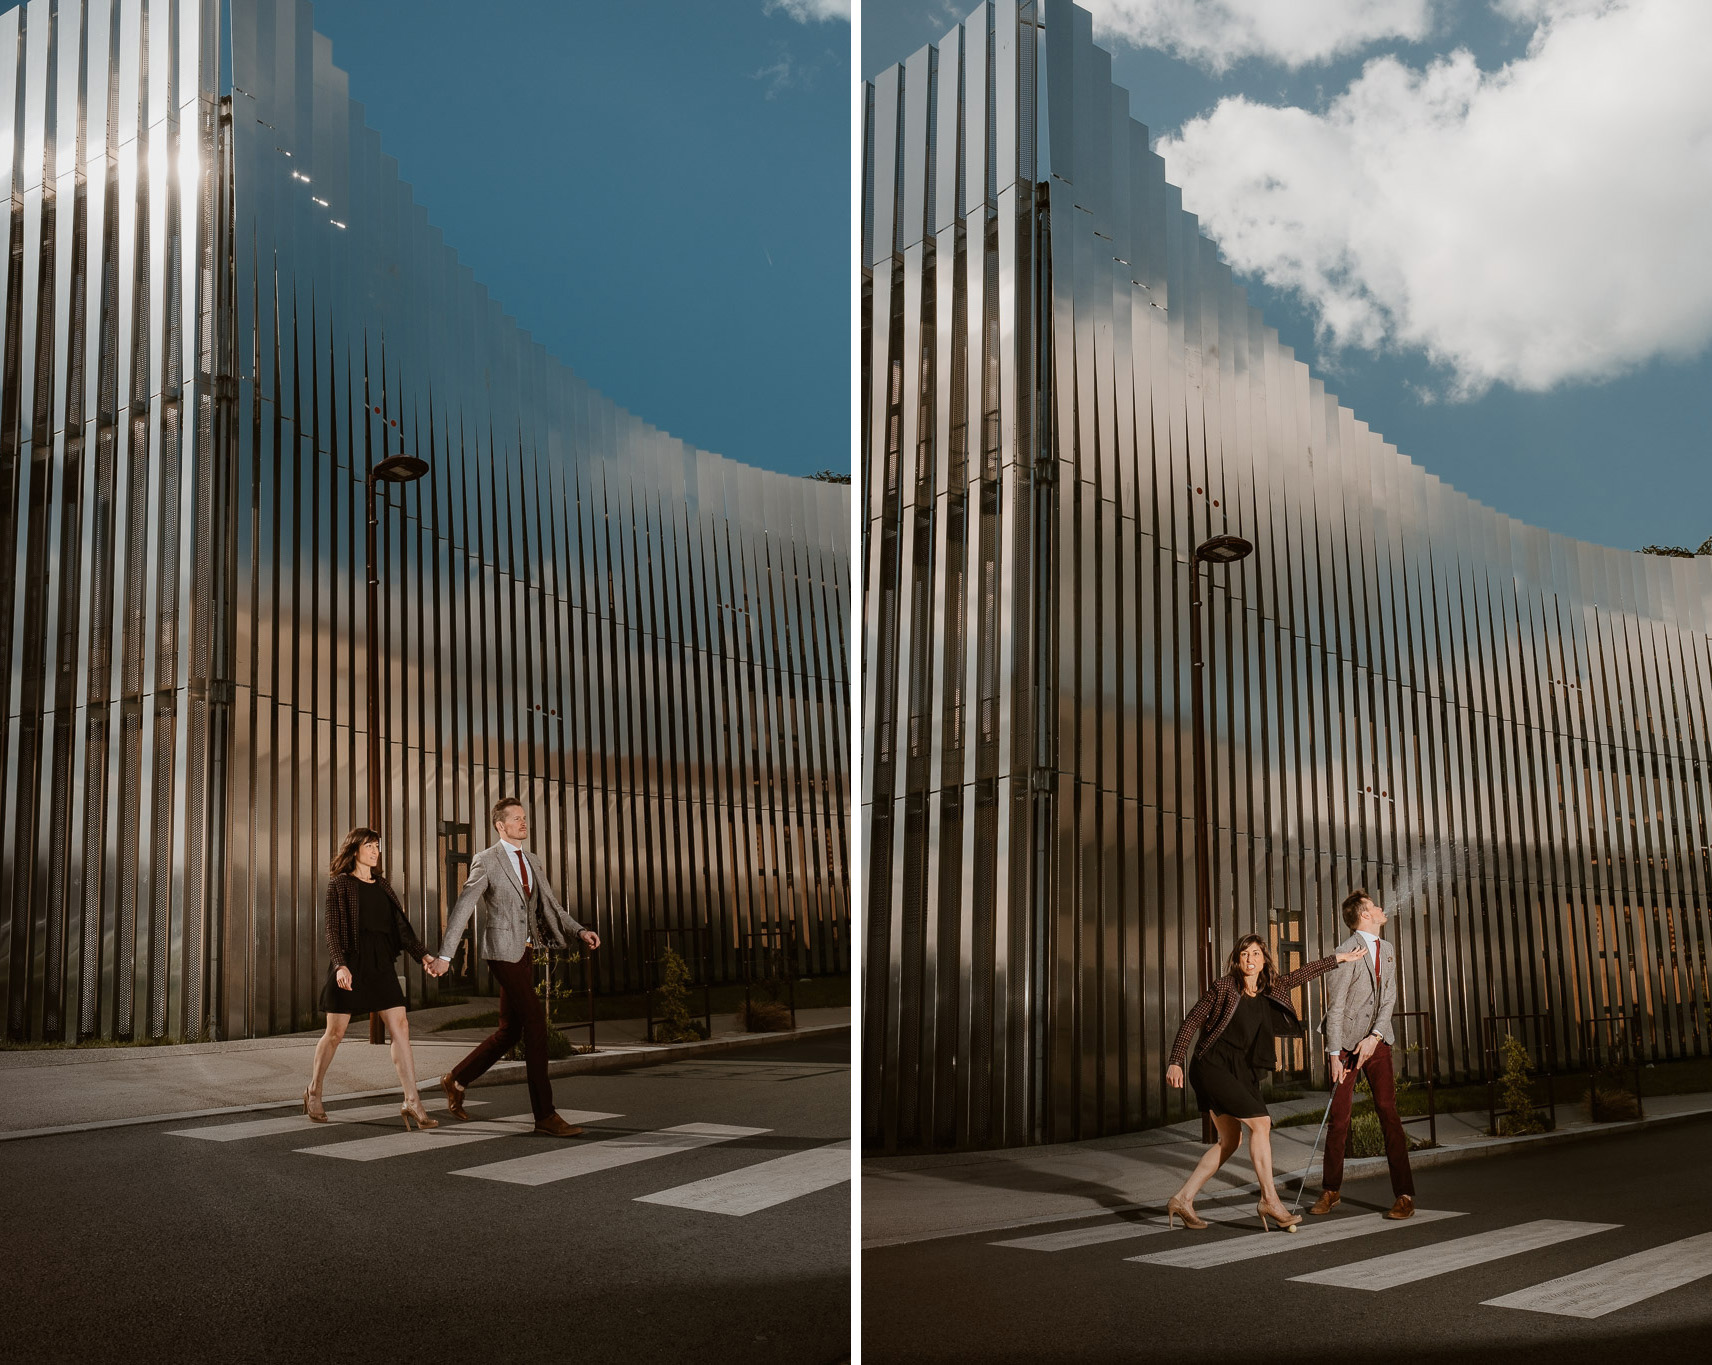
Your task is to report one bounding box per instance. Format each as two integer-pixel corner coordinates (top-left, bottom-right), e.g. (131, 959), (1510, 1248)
(1373, 942), (1380, 991)
(517, 850), (532, 899)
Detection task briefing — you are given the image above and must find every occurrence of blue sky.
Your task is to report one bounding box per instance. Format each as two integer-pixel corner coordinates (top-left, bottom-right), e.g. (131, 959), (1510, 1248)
(303, 1), (850, 479)
(864, 1), (1712, 554)
(0, 0), (850, 478)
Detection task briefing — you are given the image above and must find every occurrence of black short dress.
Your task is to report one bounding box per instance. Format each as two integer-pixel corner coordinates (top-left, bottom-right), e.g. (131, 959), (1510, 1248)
(319, 877), (407, 1015)
(1189, 991), (1272, 1119)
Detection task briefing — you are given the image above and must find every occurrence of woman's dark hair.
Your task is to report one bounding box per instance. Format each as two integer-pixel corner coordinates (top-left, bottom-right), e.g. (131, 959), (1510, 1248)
(330, 827), (382, 878)
(1225, 933), (1276, 995)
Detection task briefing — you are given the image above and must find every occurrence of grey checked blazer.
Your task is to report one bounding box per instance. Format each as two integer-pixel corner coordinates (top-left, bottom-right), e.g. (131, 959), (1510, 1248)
(436, 841), (586, 965)
(1321, 932), (1398, 1053)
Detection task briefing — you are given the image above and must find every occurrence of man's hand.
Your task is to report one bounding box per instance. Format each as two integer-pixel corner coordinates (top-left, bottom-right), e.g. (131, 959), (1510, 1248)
(1354, 1034), (1380, 1069)
(1329, 1054), (1347, 1086)
(579, 929), (601, 952)
(336, 965), (352, 991)
(1165, 1064), (1184, 1090)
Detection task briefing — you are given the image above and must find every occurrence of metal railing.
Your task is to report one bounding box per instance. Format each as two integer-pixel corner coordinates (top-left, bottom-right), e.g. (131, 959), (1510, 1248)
(643, 927), (713, 1043)
(741, 924), (799, 1029)
(1581, 1005), (1644, 1120)
(1482, 1011), (1557, 1137)
(1392, 1009), (1437, 1148)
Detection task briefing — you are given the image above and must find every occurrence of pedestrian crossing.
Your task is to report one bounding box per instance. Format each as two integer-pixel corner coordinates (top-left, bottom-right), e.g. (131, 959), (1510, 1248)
(639, 1139), (852, 1216)
(165, 1102), (849, 1218)
(990, 1199), (1712, 1319)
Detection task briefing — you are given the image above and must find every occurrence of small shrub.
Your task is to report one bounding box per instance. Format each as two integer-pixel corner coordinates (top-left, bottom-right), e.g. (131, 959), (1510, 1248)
(739, 998), (795, 1033)
(651, 946), (707, 1043)
(1496, 1033), (1546, 1136)
(1587, 1061), (1641, 1122)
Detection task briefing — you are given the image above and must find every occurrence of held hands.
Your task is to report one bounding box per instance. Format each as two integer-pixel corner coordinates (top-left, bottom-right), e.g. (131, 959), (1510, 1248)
(335, 965), (352, 991)
(421, 955), (447, 978)
(579, 929), (601, 951)
(1165, 1064), (1184, 1090)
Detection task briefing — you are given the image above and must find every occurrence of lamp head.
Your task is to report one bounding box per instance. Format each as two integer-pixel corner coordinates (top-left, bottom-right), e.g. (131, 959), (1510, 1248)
(373, 453), (429, 484)
(1195, 534), (1253, 565)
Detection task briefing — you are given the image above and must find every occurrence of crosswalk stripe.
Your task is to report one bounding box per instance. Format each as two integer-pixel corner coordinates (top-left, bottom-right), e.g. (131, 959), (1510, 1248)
(451, 1122), (769, 1188)
(1128, 1210), (1465, 1269)
(168, 1097), (479, 1142)
(1291, 1219), (1619, 1290)
(1481, 1231), (1712, 1318)
(296, 1110), (621, 1162)
(995, 1205), (1257, 1251)
(635, 1139), (850, 1216)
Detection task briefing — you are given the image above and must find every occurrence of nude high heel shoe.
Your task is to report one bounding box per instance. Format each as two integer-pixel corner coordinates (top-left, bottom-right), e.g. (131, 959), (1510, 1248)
(1256, 1198), (1301, 1233)
(303, 1089), (328, 1123)
(400, 1098), (440, 1131)
(1165, 1195), (1208, 1230)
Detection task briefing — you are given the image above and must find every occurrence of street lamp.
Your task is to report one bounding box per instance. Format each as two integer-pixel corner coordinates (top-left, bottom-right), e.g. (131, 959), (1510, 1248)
(365, 451), (430, 1042)
(1190, 533), (1253, 1136)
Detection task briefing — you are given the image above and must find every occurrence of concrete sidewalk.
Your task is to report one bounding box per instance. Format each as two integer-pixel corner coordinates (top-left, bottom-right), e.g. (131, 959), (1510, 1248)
(0, 1001), (850, 1137)
(862, 1086), (1712, 1248)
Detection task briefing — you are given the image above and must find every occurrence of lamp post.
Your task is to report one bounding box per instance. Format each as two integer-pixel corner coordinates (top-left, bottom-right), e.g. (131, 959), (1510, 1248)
(364, 451), (431, 1042)
(1190, 532), (1253, 1137)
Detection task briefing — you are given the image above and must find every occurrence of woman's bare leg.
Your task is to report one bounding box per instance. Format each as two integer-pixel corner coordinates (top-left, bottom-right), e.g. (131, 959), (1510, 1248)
(1242, 1115), (1281, 1205)
(1173, 1113), (1243, 1204)
(309, 1014), (350, 1098)
(383, 1006), (419, 1104)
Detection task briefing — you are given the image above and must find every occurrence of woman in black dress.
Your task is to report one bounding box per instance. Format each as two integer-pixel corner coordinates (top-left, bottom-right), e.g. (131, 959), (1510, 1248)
(1163, 935), (1367, 1231)
(303, 827), (443, 1129)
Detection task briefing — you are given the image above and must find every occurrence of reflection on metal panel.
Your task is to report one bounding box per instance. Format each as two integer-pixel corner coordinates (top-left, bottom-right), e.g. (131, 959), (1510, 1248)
(0, 0), (849, 1044)
(863, 0), (1712, 1152)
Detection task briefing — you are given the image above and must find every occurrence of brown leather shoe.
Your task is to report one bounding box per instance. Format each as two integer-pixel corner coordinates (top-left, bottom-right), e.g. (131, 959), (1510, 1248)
(440, 1073), (470, 1121)
(1384, 1194), (1416, 1220)
(1308, 1189), (1341, 1216)
(533, 1113), (585, 1138)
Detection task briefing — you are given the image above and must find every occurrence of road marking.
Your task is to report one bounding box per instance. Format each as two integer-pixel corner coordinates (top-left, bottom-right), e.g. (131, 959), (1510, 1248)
(296, 1110), (620, 1162)
(636, 1139), (850, 1216)
(995, 1205), (1256, 1251)
(1128, 1210), (1465, 1268)
(1482, 1231), (1712, 1318)
(452, 1122), (768, 1187)
(168, 1097), (480, 1141)
(1291, 1220), (1619, 1290)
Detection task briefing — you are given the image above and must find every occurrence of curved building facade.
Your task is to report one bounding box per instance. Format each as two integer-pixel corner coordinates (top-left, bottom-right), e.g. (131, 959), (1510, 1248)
(863, 0), (1712, 1151)
(1, 0), (849, 1044)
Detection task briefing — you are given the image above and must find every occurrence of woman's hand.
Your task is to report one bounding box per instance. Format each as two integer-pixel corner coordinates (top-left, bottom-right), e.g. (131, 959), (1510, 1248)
(1336, 949), (1367, 964)
(1166, 1064), (1184, 1089)
(336, 965), (352, 991)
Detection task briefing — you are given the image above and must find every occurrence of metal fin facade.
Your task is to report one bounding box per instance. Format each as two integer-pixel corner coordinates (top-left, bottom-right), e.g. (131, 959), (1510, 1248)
(863, 0), (1712, 1152)
(0, 0), (850, 1045)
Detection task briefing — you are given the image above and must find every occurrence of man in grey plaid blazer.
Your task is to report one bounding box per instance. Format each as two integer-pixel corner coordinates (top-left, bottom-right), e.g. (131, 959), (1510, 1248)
(1311, 889), (1416, 1219)
(431, 797), (600, 1137)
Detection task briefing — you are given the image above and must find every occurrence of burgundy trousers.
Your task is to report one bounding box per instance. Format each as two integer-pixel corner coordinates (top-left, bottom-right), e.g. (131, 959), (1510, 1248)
(1321, 1038), (1415, 1196)
(448, 952), (554, 1120)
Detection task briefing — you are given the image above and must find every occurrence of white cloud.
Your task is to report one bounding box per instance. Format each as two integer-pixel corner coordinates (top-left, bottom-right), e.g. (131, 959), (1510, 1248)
(764, 0), (851, 22)
(1083, 0), (1434, 72)
(752, 47), (817, 99)
(1155, 0), (1712, 395)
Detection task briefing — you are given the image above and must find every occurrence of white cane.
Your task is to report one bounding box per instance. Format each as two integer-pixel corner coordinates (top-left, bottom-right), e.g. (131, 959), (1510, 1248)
(1289, 1092), (1335, 1217)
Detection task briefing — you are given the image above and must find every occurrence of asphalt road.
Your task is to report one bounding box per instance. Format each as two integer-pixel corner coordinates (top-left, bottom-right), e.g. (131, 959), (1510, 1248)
(863, 1113), (1712, 1364)
(1, 1031), (851, 1365)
